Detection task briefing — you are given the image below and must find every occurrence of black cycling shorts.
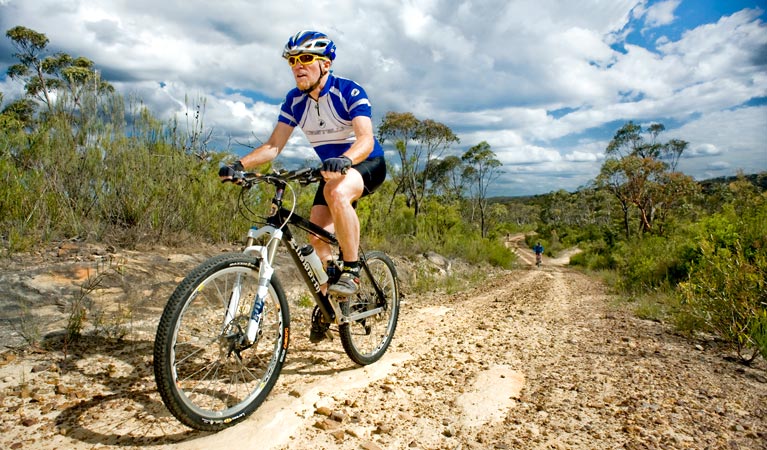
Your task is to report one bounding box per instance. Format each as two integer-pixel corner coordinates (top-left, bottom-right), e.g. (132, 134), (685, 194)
(313, 156), (386, 207)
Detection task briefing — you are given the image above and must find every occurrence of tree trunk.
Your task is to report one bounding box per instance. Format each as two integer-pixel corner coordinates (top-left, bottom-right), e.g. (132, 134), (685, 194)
(621, 202), (631, 240)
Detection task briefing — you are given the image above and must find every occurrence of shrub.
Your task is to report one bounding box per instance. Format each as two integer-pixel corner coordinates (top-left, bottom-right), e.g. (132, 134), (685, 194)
(612, 235), (693, 294)
(678, 240), (766, 362)
(677, 198), (767, 363)
(568, 235), (619, 270)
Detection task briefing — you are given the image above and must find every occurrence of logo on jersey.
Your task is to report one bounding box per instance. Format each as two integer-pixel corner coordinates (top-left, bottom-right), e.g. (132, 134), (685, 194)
(351, 88), (360, 97)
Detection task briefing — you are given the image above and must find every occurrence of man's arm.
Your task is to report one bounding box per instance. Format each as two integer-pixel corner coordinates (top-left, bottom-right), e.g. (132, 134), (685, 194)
(239, 121), (294, 169)
(342, 116), (375, 164)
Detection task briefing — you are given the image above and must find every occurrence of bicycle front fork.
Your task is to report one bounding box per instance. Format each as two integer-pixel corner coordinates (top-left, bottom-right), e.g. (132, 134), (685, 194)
(228, 226), (283, 345)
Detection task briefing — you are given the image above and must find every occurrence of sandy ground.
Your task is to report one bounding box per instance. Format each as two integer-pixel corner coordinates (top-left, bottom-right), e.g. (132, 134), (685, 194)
(0, 239), (765, 450)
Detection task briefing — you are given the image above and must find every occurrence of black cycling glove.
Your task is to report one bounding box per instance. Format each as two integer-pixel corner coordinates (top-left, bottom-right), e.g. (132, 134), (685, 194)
(322, 156), (352, 174)
(218, 160), (245, 178)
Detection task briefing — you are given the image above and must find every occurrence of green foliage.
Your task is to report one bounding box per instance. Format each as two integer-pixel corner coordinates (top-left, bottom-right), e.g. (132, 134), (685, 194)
(678, 239), (766, 362)
(461, 141), (502, 238)
(358, 183), (415, 251)
(6, 26), (113, 115)
(597, 122), (698, 238)
(357, 191), (513, 268)
(568, 236), (618, 271)
(676, 190), (767, 362)
(469, 238), (515, 268)
(633, 291), (679, 323)
(0, 86), (247, 251)
(610, 234), (694, 294)
(377, 112), (459, 227)
(567, 174), (766, 362)
(751, 309), (767, 361)
(295, 292), (314, 309)
(524, 120), (767, 362)
(409, 263), (490, 295)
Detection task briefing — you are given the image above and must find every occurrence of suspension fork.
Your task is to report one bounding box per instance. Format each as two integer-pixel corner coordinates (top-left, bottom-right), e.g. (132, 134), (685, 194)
(224, 273), (243, 331)
(237, 226), (283, 344)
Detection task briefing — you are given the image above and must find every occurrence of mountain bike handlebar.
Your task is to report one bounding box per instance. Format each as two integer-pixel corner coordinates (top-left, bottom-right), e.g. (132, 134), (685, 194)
(231, 167), (324, 188)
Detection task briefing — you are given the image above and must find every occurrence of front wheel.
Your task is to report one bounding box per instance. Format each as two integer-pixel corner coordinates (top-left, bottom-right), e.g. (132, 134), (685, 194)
(339, 251), (400, 365)
(153, 253), (289, 431)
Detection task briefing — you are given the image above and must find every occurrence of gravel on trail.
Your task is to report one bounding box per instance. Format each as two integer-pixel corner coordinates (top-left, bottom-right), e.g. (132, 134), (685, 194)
(0, 242), (764, 449)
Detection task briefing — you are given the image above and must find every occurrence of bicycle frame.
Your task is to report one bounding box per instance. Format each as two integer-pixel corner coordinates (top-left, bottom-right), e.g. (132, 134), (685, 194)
(235, 171), (387, 346)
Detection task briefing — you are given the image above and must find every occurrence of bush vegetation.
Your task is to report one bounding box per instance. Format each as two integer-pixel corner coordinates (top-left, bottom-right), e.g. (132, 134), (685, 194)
(529, 123), (767, 363)
(535, 174), (766, 363)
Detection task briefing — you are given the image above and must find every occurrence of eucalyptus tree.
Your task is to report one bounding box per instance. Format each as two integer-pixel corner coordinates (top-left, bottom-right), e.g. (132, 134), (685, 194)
(377, 111), (419, 212)
(378, 112), (459, 232)
(426, 154), (466, 201)
(597, 121), (697, 238)
(5, 26), (113, 117)
(461, 141), (503, 238)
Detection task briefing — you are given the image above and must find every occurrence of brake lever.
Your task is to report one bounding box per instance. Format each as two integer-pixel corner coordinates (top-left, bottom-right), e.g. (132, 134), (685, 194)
(231, 171), (246, 183)
(297, 168), (323, 185)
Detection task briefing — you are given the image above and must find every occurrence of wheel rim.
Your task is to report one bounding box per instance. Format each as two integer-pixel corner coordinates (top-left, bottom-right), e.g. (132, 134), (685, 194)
(345, 258), (397, 358)
(168, 267), (284, 419)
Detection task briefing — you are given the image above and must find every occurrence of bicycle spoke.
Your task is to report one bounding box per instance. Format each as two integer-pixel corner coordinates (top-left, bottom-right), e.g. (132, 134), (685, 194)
(154, 255), (289, 430)
(338, 252), (399, 365)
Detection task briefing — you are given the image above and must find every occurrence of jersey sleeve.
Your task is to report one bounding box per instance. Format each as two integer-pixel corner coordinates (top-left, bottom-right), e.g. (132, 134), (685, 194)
(344, 81), (373, 119)
(277, 91), (300, 127)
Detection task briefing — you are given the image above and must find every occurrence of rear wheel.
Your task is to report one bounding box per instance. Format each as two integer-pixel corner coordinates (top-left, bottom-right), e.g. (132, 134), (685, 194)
(153, 253), (289, 431)
(338, 251), (399, 365)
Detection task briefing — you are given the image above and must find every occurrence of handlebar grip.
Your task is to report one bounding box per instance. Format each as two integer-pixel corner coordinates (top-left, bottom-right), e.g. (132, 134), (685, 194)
(221, 171), (246, 184)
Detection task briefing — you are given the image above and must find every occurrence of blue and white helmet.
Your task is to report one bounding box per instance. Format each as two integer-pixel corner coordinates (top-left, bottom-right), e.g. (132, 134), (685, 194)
(282, 30), (336, 60)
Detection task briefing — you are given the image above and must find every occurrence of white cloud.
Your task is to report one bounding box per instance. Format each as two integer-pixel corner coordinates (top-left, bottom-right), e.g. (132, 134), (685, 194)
(0, 76), (23, 103)
(0, 0), (765, 196)
(687, 143), (722, 157)
(500, 145), (563, 165)
(564, 150), (602, 163)
(671, 105), (767, 179)
(643, 0), (681, 28)
(657, 8), (767, 79)
(707, 161), (731, 171)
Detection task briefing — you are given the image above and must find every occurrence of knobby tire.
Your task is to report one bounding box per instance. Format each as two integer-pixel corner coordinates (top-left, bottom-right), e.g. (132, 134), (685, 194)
(153, 253), (289, 431)
(338, 251), (400, 365)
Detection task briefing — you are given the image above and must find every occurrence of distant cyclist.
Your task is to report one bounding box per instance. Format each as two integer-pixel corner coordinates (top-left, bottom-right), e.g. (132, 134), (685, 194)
(533, 242), (544, 267)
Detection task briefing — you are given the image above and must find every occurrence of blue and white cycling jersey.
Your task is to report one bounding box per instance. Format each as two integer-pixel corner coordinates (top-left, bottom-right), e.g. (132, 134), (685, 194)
(278, 74), (384, 162)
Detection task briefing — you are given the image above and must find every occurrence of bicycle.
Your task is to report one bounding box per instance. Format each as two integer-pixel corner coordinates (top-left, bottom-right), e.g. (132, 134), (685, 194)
(152, 167), (400, 431)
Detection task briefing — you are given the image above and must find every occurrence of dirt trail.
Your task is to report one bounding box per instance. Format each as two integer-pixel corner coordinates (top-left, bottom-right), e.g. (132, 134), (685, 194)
(0, 244), (765, 449)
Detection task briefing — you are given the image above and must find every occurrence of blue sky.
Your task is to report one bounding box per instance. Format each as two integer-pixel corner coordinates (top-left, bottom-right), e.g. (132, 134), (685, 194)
(1, 0), (765, 196)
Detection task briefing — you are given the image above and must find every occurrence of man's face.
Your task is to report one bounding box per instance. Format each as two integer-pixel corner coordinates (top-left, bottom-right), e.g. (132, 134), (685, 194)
(291, 56), (330, 91)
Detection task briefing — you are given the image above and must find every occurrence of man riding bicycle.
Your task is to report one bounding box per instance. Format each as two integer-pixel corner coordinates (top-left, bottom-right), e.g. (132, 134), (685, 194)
(219, 30), (386, 299)
(533, 242), (544, 266)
